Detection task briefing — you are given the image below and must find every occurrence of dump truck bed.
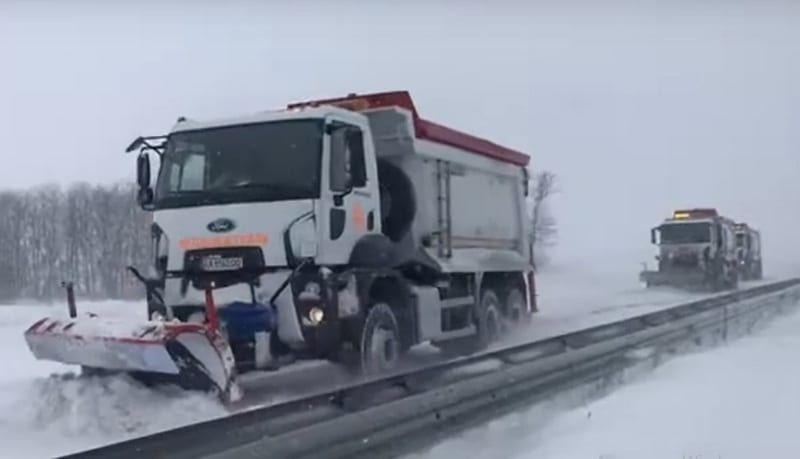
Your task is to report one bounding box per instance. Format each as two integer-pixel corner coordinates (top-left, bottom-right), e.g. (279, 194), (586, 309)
(350, 93), (532, 274)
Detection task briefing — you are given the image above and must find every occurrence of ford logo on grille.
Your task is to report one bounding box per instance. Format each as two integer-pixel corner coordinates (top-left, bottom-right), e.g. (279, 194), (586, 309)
(207, 218), (236, 233)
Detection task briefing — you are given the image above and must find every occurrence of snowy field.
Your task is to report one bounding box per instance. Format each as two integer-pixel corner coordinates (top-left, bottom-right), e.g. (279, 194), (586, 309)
(0, 263), (786, 458)
(409, 297), (800, 459)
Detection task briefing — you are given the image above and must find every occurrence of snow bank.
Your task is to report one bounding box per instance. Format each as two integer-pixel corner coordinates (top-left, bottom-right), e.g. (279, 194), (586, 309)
(410, 299), (800, 459)
(0, 374), (226, 458)
(0, 300), (228, 458)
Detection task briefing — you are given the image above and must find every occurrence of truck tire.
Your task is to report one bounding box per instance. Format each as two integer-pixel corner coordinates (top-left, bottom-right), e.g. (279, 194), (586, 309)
(721, 261), (738, 290)
(503, 287), (527, 326)
(359, 303), (402, 374)
(708, 257), (726, 292)
(377, 160), (416, 242)
(474, 288), (502, 350)
(435, 288), (502, 357)
(729, 266), (740, 289)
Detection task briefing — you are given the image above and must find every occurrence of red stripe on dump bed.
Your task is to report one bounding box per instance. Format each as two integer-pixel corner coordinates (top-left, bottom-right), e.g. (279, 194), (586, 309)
(287, 91), (531, 167)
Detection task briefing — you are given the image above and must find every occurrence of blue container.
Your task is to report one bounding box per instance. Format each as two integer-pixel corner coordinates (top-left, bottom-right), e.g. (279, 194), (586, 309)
(218, 301), (274, 342)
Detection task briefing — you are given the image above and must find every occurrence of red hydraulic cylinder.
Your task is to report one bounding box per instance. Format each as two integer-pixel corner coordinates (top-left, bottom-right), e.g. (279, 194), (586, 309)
(204, 288), (220, 332)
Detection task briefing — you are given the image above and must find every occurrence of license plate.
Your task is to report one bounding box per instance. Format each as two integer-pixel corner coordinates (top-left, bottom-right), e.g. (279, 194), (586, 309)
(201, 255), (244, 272)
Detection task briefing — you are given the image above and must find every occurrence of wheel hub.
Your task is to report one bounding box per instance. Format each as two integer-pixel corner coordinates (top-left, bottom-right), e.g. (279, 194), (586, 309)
(368, 328), (397, 371)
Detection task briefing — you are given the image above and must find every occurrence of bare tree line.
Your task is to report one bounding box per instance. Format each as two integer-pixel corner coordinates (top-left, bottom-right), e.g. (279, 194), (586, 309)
(528, 170), (558, 269)
(0, 182), (151, 302)
(0, 171), (558, 302)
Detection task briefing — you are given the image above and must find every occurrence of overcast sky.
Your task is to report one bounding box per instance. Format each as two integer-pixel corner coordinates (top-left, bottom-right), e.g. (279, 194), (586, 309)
(1, 0), (798, 274)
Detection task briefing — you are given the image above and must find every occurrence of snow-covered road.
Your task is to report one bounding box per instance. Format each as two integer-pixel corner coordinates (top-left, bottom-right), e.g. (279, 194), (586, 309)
(0, 263), (777, 458)
(409, 297), (800, 459)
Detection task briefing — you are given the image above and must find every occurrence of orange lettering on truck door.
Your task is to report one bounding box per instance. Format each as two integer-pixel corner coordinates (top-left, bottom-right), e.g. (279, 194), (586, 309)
(352, 203), (367, 232)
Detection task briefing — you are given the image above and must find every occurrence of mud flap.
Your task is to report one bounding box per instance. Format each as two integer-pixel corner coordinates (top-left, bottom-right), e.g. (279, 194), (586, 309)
(23, 316), (241, 403)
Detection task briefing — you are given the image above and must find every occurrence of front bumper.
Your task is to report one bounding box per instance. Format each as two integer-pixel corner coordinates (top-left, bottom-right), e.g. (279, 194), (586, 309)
(640, 268), (707, 287)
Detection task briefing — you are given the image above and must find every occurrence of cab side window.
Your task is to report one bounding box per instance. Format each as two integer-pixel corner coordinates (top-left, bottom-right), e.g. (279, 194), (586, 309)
(329, 128), (350, 193)
(347, 128), (366, 188)
(329, 124), (367, 192)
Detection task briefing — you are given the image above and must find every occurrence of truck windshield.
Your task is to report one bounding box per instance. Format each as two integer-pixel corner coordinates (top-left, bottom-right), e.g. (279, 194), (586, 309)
(154, 119), (323, 209)
(658, 222), (712, 244)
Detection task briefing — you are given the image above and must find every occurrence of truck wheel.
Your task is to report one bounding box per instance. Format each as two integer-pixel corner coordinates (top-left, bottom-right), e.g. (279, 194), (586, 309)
(359, 303), (401, 374)
(709, 259), (725, 292)
(474, 289), (502, 350)
(433, 289), (502, 357)
(377, 161), (416, 242)
(724, 263), (739, 289)
(503, 287), (527, 327)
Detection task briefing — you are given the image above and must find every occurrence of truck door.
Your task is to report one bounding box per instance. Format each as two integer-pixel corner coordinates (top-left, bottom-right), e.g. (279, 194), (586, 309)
(317, 120), (379, 265)
(720, 225), (736, 263)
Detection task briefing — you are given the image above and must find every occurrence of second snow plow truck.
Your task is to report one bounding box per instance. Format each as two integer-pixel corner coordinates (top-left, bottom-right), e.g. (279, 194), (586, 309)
(23, 91), (537, 402)
(640, 208), (740, 291)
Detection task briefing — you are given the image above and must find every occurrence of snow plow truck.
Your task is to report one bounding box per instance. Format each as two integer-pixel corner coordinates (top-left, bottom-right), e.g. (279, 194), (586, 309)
(640, 208), (741, 291)
(23, 91), (537, 402)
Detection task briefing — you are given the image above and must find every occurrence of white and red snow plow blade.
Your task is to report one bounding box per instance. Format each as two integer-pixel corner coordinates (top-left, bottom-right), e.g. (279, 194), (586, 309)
(23, 316), (242, 403)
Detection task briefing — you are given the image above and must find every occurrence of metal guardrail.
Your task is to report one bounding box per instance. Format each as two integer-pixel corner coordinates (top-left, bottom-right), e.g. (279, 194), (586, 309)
(62, 278), (800, 459)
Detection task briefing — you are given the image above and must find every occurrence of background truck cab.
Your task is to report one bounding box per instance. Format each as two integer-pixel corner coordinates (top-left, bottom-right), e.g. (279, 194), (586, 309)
(640, 208), (740, 291)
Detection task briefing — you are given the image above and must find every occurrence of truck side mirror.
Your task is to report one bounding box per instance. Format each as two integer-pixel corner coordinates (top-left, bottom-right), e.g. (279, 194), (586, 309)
(136, 152), (154, 209)
(328, 126), (352, 195)
(650, 228), (657, 244)
(137, 152), (151, 188)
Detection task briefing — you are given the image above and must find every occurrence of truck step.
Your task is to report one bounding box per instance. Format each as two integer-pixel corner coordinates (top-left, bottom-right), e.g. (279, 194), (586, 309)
(441, 296), (475, 309)
(434, 324), (477, 340)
